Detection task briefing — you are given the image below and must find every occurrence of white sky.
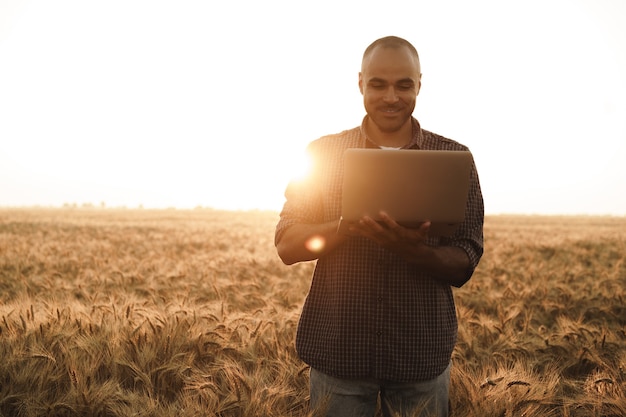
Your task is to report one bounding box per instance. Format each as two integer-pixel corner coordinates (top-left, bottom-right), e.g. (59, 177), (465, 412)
(1, 0), (625, 215)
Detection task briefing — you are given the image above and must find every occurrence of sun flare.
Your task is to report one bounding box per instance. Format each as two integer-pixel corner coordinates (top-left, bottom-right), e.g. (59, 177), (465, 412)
(285, 148), (313, 184)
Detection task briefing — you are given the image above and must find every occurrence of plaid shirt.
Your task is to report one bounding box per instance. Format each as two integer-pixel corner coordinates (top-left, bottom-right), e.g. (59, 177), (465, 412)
(276, 117), (484, 382)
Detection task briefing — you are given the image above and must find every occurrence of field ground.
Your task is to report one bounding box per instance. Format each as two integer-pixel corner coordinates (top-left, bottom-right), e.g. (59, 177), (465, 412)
(0, 208), (624, 416)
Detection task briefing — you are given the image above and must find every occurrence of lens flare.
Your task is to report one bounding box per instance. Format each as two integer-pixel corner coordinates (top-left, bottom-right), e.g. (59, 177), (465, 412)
(305, 235), (325, 253)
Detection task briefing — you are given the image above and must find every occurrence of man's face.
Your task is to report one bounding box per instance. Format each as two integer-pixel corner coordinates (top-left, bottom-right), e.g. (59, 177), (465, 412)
(359, 46), (421, 134)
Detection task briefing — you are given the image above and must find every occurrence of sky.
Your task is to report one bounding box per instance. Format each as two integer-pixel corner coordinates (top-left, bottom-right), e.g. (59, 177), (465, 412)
(1, 0), (625, 215)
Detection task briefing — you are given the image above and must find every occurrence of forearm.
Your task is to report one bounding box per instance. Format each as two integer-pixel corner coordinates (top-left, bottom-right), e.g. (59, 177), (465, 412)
(275, 220), (347, 265)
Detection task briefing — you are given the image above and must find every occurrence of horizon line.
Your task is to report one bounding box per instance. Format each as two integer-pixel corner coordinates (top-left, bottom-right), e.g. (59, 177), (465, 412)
(0, 204), (624, 218)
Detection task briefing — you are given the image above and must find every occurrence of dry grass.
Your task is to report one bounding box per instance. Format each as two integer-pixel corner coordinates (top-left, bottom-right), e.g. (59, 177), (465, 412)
(0, 208), (624, 416)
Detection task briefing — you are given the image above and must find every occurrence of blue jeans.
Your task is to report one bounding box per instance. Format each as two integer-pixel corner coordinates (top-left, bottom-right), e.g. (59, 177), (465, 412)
(309, 363), (451, 417)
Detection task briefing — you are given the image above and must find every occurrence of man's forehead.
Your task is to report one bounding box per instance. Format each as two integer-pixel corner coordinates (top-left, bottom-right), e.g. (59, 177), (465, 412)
(361, 62), (420, 83)
(365, 76), (418, 85)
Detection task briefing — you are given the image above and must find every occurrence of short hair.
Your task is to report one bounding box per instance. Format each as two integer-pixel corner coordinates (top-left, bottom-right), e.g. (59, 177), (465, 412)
(362, 36), (420, 70)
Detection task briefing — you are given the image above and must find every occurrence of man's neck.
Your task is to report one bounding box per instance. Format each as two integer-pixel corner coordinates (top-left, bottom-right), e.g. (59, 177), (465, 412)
(364, 118), (413, 148)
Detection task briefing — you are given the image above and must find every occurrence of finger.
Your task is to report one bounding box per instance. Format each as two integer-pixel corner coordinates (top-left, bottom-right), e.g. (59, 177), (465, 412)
(378, 211), (403, 231)
(346, 217), (378, 238)
(360, 215), (385, 232)
(411, 221), (431, 240)
(356, 217), (395, 243)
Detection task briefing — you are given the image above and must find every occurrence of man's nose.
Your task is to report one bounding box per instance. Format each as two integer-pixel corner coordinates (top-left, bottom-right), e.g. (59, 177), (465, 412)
(383, 86), (399, 102)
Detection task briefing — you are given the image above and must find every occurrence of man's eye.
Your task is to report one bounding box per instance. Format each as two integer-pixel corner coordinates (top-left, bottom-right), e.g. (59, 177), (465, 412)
(397, 84), (413, 90)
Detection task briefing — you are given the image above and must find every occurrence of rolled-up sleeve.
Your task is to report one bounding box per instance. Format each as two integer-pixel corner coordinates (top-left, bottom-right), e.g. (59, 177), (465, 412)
(447, 157), (484, 285)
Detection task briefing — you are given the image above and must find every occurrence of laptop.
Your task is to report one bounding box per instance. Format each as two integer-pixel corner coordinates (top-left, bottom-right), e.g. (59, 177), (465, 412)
(338, 149), (473, 237)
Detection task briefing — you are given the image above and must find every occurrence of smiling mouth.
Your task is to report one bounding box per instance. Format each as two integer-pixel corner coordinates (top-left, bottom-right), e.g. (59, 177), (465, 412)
(381, 107), (401, 114)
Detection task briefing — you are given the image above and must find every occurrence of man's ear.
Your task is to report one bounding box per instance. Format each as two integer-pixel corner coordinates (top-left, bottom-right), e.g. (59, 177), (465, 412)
(358, 72), (364, 94)
(416, 73), (422, 96)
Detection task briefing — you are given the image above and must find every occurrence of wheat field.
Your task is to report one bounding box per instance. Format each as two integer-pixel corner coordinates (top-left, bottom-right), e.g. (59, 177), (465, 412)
(0, 208), (624, 417)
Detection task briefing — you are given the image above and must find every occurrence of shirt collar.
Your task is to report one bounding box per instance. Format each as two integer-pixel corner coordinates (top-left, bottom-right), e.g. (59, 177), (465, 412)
(360, 116), (423, 149)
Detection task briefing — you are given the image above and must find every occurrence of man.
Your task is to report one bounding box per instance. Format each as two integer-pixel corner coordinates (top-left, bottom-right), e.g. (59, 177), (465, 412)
(275, 36), (484, 417)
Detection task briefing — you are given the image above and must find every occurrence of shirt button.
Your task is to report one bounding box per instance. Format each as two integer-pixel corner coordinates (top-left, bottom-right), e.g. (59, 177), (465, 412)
(376, 331), (383, 337)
